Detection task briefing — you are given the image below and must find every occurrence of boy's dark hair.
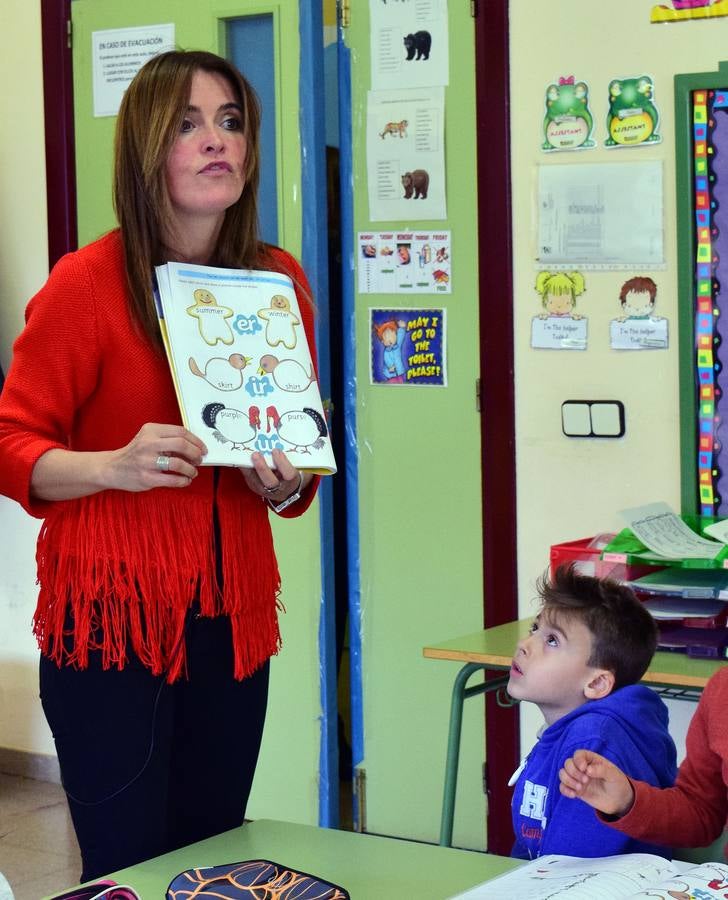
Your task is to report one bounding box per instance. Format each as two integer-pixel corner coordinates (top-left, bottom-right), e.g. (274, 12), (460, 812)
(538, 563), (657, 691)
(619, 276), (657, 305)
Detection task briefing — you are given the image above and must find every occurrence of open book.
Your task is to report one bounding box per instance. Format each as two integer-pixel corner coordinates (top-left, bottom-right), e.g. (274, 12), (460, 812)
(155, 262), (336, 474)
(449, 853), (728, 899)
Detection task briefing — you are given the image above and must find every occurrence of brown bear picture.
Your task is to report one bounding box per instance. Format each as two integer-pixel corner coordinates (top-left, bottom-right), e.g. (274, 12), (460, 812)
(401, 170), (429, 199)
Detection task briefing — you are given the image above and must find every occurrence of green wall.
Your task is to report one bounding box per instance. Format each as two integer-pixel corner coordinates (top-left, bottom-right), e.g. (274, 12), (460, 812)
(346, 3), (487, 848)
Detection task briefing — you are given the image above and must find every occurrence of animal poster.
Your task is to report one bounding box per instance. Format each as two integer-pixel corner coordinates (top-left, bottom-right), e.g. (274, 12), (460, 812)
(541, 76), (596, 152)
(369, 0), (449, 91)
(609, 276), (669, 349)
(366, 87), (447, 221)
(651, 0), (728, 23)
(154, 262), (336, 473)
(605, 75), (661, 147)
(530, 271), (589, 350)
(358, 230), (451, 293)
(370, 307), (447, 386)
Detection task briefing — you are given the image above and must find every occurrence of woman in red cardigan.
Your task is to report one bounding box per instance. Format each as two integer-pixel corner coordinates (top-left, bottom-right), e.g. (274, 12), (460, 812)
(0, 50), (319, 880)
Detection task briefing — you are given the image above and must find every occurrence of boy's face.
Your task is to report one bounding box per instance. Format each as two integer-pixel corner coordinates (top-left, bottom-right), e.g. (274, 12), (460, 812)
(622, 289), (654, 317)
(507, 611), (604, 725)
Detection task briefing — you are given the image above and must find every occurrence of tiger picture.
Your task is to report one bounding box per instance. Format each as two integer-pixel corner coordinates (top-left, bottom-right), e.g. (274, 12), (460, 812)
(379, 119), (408, 139)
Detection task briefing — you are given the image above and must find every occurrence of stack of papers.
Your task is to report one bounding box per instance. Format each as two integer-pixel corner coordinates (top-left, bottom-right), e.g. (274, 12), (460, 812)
(628, 567), (728, 600)
(619, 502), (725, 562)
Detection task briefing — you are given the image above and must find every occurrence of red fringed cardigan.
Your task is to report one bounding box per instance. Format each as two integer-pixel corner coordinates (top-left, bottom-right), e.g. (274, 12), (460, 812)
(0, 230), (318, 682)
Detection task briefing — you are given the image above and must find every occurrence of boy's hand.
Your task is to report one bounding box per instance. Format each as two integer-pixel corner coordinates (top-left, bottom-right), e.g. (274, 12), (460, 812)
(559, 749), (635, 818)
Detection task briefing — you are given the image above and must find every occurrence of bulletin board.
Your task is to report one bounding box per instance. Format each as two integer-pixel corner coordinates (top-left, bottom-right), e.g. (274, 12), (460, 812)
(677, 61), (728, 516)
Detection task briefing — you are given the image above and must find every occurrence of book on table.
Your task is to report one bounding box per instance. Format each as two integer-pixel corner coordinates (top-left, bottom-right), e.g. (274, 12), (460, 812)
(449, 853), (728, 899)
(154, 262), (336, 474)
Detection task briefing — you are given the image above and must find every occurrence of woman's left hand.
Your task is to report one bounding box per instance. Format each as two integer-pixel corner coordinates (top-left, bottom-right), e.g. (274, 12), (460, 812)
(240, 449), (310, 503)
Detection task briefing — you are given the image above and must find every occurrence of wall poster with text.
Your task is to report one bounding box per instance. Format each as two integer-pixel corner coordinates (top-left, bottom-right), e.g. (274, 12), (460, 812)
(370, 307), (446, 386)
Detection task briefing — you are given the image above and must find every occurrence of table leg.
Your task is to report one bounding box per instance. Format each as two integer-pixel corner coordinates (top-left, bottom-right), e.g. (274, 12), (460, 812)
(439, 663), (487, 847)
(439, 665), (512, 847)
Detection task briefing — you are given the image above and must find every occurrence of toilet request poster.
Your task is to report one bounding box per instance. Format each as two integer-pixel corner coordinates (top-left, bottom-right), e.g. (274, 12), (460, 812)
(370, 307), (447, 386)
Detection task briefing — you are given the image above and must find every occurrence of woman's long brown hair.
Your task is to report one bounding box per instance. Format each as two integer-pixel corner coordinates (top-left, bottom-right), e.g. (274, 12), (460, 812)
(113, 50), (280, 348)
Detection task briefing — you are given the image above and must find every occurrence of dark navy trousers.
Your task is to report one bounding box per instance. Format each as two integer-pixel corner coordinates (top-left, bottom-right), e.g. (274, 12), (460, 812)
(40, 612), (269, 882)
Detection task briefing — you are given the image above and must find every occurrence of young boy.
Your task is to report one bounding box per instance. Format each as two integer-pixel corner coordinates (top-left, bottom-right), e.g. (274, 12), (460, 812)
(507, 564), (677, 860)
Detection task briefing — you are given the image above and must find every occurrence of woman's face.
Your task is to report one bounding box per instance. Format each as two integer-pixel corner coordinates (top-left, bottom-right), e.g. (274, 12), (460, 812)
(165, 69), (248, 232)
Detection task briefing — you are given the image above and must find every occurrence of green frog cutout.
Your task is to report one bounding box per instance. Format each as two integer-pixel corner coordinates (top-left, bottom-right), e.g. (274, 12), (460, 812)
(606, 76), (661, 146)
(542, 76), (595, 151)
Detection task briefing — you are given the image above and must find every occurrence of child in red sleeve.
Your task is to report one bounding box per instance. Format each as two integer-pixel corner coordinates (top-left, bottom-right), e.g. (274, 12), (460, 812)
(559, 666), (728, 855)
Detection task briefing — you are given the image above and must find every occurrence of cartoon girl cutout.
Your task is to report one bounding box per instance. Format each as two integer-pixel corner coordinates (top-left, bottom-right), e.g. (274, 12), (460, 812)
(186, 288), (235, 346)
(257, 294), (300, 349)
(535, 271), (586, 319)
(373, 318), (407, 383)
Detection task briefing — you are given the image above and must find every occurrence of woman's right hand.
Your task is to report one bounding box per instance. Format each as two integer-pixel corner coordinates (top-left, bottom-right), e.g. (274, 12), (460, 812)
(559, 749), (635, 818)
(106, 423), (208, 491)
(30, 423), (208, 502)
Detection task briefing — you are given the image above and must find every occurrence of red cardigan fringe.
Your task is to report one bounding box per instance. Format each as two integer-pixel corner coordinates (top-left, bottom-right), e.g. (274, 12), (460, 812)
(33, 486), (282, 682)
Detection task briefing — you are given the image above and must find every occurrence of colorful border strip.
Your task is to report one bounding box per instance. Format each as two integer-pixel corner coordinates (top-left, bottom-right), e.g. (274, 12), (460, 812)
(696, 90), (723, 515)
(694, 90), (715, 515)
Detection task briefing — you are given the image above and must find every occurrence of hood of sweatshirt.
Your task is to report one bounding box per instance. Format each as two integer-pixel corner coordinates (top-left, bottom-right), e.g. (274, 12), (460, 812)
(535, 683), (676, 784)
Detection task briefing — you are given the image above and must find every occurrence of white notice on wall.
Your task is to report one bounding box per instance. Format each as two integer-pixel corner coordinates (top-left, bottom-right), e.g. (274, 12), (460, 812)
(537, 161), (665, 269)
(92, 24), (175, 118)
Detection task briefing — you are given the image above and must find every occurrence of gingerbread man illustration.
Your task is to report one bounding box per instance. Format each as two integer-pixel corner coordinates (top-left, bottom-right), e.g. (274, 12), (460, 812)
(257, 294), (300, 349)
(186, 288), (234, 346)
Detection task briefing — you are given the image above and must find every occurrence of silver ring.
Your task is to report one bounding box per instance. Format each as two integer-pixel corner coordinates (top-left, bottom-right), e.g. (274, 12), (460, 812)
(263, 482), (280, 494)
(155, 453), (171, 472)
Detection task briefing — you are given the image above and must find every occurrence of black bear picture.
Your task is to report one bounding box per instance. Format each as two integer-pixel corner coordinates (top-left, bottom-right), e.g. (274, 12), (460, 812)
(401, 170), (429, 199)
(403, 31), (431, 61)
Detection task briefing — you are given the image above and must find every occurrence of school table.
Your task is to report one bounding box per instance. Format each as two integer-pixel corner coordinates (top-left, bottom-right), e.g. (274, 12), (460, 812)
(49, 818), (521, 899)
(423, 618), (728, 848)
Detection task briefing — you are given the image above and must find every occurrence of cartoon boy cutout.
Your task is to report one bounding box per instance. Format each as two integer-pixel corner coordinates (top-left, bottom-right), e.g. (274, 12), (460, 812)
(616, 276), (662, 322)
(610, 276), (668, 350)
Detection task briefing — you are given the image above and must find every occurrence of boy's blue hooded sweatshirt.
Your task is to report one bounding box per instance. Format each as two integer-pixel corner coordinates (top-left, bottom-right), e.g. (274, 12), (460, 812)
(511, 684), (677, 860)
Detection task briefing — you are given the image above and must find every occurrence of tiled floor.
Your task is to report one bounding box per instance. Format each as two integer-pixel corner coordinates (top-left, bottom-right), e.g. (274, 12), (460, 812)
(0, 773), (81, 900)
(0, 770), (353, 899)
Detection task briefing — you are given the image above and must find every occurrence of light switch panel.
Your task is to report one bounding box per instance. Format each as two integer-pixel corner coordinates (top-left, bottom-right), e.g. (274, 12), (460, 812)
(561, 400), (625, 438)
(561, 402), (592, 436)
